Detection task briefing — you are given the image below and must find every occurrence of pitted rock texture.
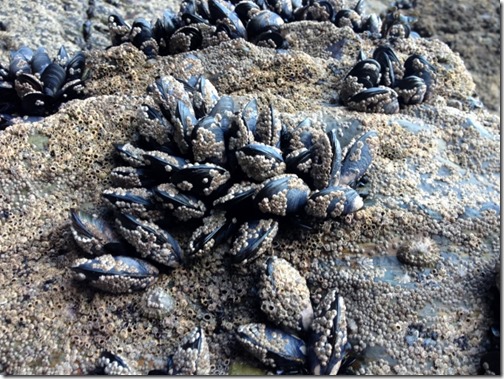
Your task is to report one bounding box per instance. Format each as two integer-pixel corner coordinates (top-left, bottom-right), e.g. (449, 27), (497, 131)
(0, 9), (500, 377)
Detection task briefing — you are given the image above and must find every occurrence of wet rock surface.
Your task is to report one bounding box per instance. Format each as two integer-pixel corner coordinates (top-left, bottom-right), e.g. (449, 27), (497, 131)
(0, 0), (500, 376)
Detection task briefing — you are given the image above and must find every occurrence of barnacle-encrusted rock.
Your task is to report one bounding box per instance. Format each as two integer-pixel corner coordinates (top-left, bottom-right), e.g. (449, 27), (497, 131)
(397, 236), (440, 268)
(0, 3), (500, 376)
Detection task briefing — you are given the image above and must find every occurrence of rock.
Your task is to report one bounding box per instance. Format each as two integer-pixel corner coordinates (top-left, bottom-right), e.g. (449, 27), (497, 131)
(0, 4), (499, 377)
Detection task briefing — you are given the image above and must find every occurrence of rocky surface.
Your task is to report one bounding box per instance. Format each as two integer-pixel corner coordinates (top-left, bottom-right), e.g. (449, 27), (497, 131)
(0, 0), (500, 376)
(397, 0), (501, 113)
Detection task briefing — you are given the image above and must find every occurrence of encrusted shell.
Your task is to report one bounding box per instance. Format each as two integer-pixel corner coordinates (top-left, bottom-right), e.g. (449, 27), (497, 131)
(308, 289), (348, 375)
(70, 209), (124, 256)
(71, 254), (159, 294)
(305, 185), (363, 218)
(114, 212), (184, 268)
(171, 326), (211, 375)
(254, 174), (310, 217)
(93, 351), (135, 375)
(259, 256), (314, 332)
(236, 323), (307, 370)
(229, 218), (278, 265)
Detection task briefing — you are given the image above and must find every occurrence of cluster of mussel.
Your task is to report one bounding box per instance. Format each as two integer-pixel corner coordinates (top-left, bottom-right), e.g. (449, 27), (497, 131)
(107, 0), (382, 56)
(0, 46), (87, 129)
(91, 326), (211, 375)
(236, 256), (351, 374)
(69, 73), (378, 293)
(340, 45), (436, 114)
(68, 74), (375, 374)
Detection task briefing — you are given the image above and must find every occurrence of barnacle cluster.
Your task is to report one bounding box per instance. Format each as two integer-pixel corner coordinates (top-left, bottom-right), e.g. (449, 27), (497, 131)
(339, 45), (436, 114)
(107, 0), (383, 57)
(0, 46), (88, 129)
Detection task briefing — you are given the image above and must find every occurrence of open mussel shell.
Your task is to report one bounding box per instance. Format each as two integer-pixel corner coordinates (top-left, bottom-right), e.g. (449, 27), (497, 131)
(70, 209), (125, 256)
(229, 218), (278, 265)
(115, 212), (184, 268)
(259, 256), (314, 332)
(308, 290), (348, 375)
(305, 185), (363, 219)
(169, 326), (210, 375)
(236, 323), (307, 371)
(91, 351), (135, 375)
(154, 182), (207, 221)
(254, 174), (310, 217)
(339, 130), (379, 188)
(236, 142), (286, 182)
(188, 211), (237, 257)
(71, 254), (159, 294)
(170, 163), (231, 197)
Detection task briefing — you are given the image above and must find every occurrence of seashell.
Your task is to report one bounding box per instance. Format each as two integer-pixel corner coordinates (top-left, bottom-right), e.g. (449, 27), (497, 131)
(236, 142), (286, 181)
(115, 212), (184, 268)
(110, 166), (157, 188)
(246, 10), (284, 42)
(92, 351), (135, 375)
(304, 185), (363, 218)
(153, 182), (207, 221)
(236, 323), (307, 370)
(339, 129), (379, 187)
(170, 163), (231, 197)
(255, 103), (281, 148)
(308, 290), (348, 375)
(102, 187), (162, 220)
(259, 256), (314, 332)
(168, 25), (204, 54)
(113, 143), (149, 168)
(334, 9), (362, 31)
(254, 174), (310, 217)
(129, 18), (158, 59)
(40, 62), (66, 97)
(229, 218), (278, 264)
(372, 45), (401, 87)
(192, 76), (220, 118)
(294, 0), (335, 23)
(108, 13), (131, 46)
(327, 128), (342, 187)
(71, 254), (159, 293)
(30, 47), (51, 76)
(142, 150), (188, 178)
(209, 0), (247, 39)
(188, 211), (237, 257)
(394, 75), (427, 105)
(70, 209), (126, 256)
(191, 114), (227, 165)
(171, 326), (211, 375)
(212, 181), (258, 211)
(346, 86), (399, 114)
